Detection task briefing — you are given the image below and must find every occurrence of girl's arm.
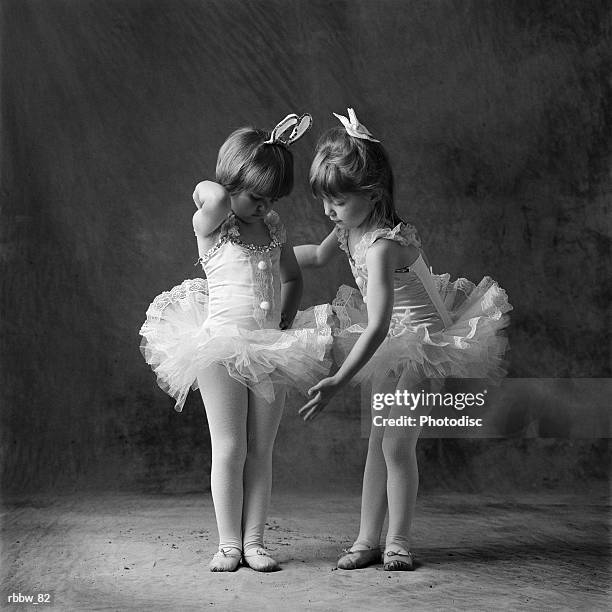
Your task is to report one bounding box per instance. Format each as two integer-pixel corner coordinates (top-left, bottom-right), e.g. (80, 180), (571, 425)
(279, 238), (304, 330)
(192, 180), (231, 237)
(294, 230), (340, 268)
(299, 240), (418, 421)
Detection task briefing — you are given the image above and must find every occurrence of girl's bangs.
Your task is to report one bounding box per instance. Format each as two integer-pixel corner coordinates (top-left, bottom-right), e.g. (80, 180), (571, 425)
(240, 146), (293, 199)
(241, 163), (292, 199)
(310, 162), (356, 200)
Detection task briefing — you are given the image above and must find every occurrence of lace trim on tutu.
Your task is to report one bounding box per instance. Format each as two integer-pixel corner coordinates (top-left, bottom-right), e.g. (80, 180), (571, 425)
(292, 303), (334, 342)
(434, 274), (512, 322)
(332, 284), (359, 333)
(141, 278), (209, 323)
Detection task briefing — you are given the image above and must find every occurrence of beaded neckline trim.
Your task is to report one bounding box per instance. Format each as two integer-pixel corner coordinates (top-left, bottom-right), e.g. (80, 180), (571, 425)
(197, 212), (283, 266)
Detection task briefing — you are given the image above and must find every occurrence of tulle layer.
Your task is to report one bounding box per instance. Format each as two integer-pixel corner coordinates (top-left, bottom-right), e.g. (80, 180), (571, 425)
(332, 275), (512, 384)
(140, 278), (333, 410)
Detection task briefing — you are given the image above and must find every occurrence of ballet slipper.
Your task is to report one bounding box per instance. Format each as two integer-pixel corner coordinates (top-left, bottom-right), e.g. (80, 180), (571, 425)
(382, 548), (414, 571)
(336, 546), (382, 570)
(242, 547), (280, 572)
(209, 547), (242, 572)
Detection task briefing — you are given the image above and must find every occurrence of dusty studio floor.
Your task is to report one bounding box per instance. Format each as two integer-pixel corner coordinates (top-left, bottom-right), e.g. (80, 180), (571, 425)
(1, 488), (609, 611)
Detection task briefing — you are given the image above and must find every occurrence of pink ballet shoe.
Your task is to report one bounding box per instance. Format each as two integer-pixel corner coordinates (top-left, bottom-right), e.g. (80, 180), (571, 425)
(209, 547), (242, 572)
(382, 549), (414, 571)
(242, 547), (280, 572)
(337, 546), (382, 570)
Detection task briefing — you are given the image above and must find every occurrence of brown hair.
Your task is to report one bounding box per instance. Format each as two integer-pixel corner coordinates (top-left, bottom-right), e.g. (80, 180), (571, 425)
(309, 127), (402, 227)
(216, 127), (294, 199)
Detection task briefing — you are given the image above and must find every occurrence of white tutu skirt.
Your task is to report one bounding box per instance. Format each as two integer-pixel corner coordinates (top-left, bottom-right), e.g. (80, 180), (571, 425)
(332, 275), (512, 385)
(140, 279), (333, 410)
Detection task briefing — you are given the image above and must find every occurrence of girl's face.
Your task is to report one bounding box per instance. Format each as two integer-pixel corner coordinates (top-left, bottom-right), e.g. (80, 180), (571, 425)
(231, 191), (276, 223)
(322, 193), (373, 230)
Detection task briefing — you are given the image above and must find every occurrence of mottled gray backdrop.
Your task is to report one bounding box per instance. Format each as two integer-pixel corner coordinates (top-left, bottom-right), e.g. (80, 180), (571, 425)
(2, 0), (610, 494)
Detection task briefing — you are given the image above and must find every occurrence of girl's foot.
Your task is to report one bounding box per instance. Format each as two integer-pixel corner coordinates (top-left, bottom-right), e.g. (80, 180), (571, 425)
(209, 547), (242, 572)
(383, 547), (414, 571)
(337, 545), (382, 570)
(242, 547), (280, 572)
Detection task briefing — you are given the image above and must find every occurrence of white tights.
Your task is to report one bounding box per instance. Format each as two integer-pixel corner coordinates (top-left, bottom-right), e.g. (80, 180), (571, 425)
(197, 364), (285, 553)
(354, 372), (430, 552)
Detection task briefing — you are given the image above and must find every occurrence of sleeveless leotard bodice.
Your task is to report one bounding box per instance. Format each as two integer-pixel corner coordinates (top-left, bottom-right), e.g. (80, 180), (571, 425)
(197, 211), (285, 331)
(335, 223), (453, 335)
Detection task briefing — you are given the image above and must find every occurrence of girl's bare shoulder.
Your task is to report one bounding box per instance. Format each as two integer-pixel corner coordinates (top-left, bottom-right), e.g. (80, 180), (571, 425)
(367, 237), (420, 269)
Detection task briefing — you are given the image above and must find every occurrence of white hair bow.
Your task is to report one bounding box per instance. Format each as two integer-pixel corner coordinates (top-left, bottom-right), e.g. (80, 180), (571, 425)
(264, 113), (313, 146)
(332, 108), (380, 142)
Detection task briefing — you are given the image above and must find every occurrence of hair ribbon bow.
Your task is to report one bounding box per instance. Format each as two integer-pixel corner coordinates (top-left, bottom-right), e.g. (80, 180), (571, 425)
(332, 108), (380, 142)
(264, 113), (312, 146)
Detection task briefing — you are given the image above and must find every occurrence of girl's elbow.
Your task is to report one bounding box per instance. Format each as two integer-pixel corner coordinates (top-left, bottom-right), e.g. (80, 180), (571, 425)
(313, 248), (329, 267)
(283, 273), (303, 287)
(297, 256), (313, 269)
(366, 324), (389, 345)
(374, 328), (389, 345)
(294, 247), (312, 268)
(301, 256), (320, 269)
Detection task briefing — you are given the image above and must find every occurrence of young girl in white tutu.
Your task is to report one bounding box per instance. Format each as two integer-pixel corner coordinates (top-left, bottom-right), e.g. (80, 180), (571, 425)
(140, 113), (332, 572)
(296, 109), (511, 571)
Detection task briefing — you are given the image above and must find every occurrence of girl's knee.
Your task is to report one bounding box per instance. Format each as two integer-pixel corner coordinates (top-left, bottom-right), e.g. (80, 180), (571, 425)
(382, 436), (416, 466)
(245, 437), (275, 464)
(368, 431), (384, 450)
(246, 443), (272, 462)
(212, 439), (247, 468)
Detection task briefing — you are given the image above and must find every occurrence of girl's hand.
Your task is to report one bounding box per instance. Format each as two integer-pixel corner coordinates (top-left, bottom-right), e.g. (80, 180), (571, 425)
(192, 182), (231, 237)
(299, 376), (343, 421)
(192, 180), (227, 210)
(193, 182), (206, 209)
(279, 312), (294, 330)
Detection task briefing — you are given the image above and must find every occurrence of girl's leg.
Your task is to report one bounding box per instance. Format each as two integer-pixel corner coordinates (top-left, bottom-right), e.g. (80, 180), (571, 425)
(241, 384), (286, 571)
(354, 378), (396, 547)
(381, 371), (430, 570)
(338, 377), (395, 569)
(197, 364), (249, 571)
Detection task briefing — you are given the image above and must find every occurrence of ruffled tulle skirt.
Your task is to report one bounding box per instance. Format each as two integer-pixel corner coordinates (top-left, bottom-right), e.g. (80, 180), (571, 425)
(331, 274), (512, 385)
(140, 278), (333, 410)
